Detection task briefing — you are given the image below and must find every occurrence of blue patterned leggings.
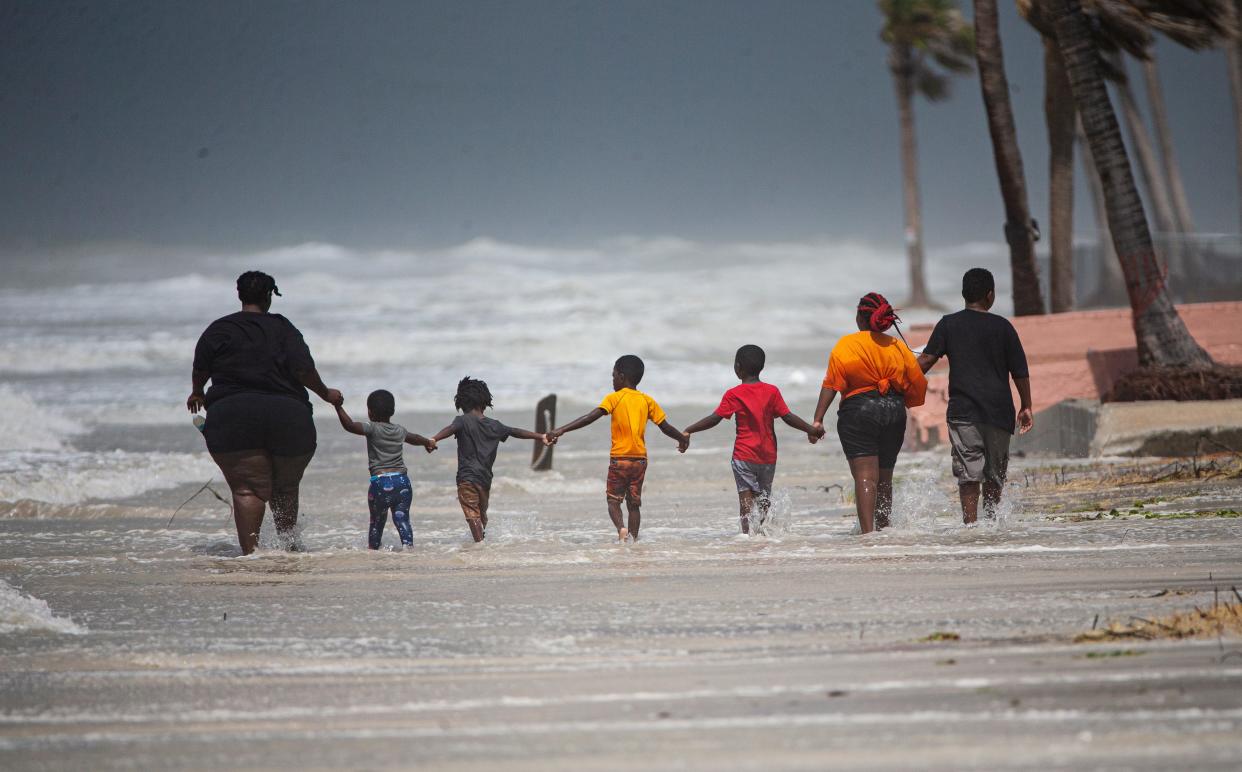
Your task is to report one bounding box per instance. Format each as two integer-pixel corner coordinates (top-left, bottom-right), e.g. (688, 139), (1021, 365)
(368, 473), (413, 549)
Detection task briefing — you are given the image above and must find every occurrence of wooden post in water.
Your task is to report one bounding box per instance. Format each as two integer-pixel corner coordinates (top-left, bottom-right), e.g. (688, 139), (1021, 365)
(531, 393), (556, 471)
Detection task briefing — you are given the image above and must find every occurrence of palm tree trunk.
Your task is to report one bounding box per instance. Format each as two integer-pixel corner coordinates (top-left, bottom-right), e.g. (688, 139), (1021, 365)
(1078, 118), (1126, 306)
(893, 44), (932, 308)
(1141, 54), (1203, 281)
(1226, 15), (1242, 233)
(1113, 54), (1184, 279)
(974, 0), (1046, 316)
(1044, 36), (1076, 312)
(1050, 0), (1213, 368)
(1140, 56), (1195, 235)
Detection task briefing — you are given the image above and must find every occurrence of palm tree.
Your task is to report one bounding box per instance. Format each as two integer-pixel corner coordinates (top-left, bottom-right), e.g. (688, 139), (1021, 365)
(1020, 0), (1230, 306)
(1047, 0), (1213, 367)
(1229, 0), (1242, 232)
(1044, 32), (1077, 311)
(1078, 118), (1128, 306)
(1110, 52), (1184, 277)
(972, 0), (1046, 316)
(878, 0), (975, 309)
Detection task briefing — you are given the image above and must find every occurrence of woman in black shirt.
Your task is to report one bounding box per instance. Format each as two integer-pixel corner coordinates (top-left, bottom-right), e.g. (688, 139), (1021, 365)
(187, 271), (342, 554)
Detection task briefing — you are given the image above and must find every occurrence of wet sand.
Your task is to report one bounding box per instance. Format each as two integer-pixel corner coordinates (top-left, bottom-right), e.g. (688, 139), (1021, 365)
(2, 432), (1242, 770)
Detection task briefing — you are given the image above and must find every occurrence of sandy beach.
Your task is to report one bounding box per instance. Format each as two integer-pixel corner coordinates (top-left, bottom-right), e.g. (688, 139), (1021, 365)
(3, 419), (1241, 770)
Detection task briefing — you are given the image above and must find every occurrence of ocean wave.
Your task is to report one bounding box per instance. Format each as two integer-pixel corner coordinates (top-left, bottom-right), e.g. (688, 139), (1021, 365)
(0, 579), (86, 635)
(0, 387), (81, 451)
(0, 449), (216, 506)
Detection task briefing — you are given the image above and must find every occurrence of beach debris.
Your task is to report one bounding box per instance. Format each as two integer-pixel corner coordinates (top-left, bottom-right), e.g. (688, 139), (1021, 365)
(167, 478), (231, 527)
(918, 631), (960, 642)
(1074, 595), (1242, 643)
(826, 690), (848, 698)
(1083, 649), (1144, 659)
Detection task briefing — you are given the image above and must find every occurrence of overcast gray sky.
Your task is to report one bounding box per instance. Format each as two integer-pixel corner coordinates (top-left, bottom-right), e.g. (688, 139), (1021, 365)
(0, 0), (1236, 254)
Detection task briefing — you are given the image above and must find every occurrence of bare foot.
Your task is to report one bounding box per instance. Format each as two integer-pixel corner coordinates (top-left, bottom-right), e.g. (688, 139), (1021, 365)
(617, 527), (628, 542)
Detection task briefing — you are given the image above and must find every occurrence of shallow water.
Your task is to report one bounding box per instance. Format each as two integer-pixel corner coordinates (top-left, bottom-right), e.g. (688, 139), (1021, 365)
(4, 241), (1242, 768)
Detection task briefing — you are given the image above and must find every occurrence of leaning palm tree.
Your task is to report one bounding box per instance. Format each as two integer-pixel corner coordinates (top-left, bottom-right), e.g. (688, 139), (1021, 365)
(1020, 0), (1230, 307)
(1229, 0), (1242, 232)
(1046, 0), (1213, 367)
(972, 0), (1047, 316)
(878, 0), (975, 309)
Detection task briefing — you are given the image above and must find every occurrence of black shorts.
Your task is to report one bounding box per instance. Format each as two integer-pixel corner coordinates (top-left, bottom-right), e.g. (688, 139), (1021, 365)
(836, 390), (907, 469)
(203, 393), (317, 456)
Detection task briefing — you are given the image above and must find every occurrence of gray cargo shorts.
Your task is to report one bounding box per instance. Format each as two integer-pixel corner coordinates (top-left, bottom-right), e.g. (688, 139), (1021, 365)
(948, 421), (1012, 485)
(731, 459), (776, 496)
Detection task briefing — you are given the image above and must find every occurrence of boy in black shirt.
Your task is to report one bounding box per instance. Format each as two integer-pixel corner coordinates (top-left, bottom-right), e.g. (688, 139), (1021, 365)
(430, 377), (553, 542)
(918, 268), (1034, 524)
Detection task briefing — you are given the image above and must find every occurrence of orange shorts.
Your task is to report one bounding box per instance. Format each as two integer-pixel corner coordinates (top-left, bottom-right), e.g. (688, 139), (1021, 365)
(457, 482), (490, 523)
(606, 456), (647, 505)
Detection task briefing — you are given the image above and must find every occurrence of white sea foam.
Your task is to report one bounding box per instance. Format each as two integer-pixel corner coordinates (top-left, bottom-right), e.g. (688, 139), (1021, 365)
(0, 449), (216, 506)
(0, 387), (81, 451)
(0, 579), (86, 634)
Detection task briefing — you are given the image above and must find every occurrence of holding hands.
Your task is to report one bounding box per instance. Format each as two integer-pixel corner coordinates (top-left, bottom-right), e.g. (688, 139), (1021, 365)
(809, 421), (826, 444)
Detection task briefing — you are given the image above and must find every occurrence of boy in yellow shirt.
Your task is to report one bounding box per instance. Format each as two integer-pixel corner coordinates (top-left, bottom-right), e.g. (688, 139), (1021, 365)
(550, 355), (689, 541)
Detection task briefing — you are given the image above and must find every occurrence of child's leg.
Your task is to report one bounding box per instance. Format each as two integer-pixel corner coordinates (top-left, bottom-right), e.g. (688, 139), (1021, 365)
(391, 476), (414, 546)
(457, 482), (486, 543)
(367, 480), (388, 550)
(478, 485), (490, 535)
(606, 498), (627, 538)
(605, 459), (630, 540)
(756, 492), (771, 529)
(737, 491), (756, 534)
(625, 495), (641, 540)
(624, 459), (646, 540)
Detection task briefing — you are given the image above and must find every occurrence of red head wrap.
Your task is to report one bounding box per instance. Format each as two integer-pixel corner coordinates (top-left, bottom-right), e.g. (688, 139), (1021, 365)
(857, 292), (899, 333)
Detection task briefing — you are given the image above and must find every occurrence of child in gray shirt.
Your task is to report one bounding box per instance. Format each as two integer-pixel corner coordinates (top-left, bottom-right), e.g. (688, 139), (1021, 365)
(335, 390), (435, 549)
(430, 377), (552, 542)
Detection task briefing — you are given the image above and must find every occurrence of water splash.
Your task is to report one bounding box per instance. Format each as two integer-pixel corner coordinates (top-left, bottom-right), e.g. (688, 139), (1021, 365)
(0, 579), (86, 635)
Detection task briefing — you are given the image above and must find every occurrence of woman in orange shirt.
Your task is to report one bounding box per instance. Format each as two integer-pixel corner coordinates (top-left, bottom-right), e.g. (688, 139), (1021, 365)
(812, 293), (927, 534)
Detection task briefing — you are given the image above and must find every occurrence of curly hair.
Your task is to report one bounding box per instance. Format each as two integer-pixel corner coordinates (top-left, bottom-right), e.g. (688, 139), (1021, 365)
(454, 376), (493, 413)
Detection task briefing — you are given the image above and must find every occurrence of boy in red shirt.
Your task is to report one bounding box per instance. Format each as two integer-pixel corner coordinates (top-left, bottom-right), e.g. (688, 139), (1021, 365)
(683, 345), (823, 534)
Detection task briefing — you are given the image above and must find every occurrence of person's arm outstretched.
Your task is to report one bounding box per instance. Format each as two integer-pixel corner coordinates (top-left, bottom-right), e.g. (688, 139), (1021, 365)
(549, 408), (607, 440)
(682, 413), (723, 438)
(656, 420), (690, 453)
(431, 422), (457, 443)
(780, 412), (823, 443)
(294, 366), (343, 406)
(811, 387), (838, 442)
(404, 431), (438, 453)
(509, 428), (555, 446)
(335, 404), (365, 435)
(916, 353), (939, 374)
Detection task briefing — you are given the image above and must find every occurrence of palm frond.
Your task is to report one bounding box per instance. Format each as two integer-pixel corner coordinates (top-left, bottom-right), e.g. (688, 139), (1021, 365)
(915, 67), (952, 100)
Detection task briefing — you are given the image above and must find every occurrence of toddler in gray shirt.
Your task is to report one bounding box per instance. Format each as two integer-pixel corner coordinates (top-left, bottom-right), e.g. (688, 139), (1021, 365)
(335, 390), (435, 549)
